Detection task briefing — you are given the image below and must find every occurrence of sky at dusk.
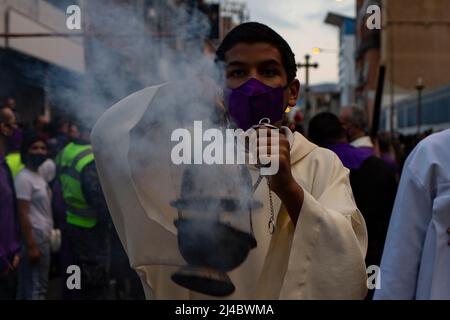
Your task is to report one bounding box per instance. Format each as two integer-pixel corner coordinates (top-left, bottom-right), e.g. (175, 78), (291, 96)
(243, 0), (356, 85)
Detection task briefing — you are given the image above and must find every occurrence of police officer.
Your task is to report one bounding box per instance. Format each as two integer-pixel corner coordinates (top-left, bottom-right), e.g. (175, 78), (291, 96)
(56, 122), (110, 299)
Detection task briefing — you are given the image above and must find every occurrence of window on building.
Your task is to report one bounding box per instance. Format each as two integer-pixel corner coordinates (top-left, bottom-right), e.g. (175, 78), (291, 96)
(406, 105), (415, 127)
(396, 105), (405, 128)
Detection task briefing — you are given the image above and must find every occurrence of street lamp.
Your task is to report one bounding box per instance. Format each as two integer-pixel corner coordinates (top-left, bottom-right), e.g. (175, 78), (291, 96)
(312, 47), (322, 55)
(415, 77), (425, 135)
(312, 47), (338, 54)
(296, 54), (319, 112)
(313, 47), (354, 106)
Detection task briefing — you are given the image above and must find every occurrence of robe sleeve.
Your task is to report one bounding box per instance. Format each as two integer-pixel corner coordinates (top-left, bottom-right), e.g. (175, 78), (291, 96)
(373, 150), (433, 300)
(91, 85), (186, 300)
(280, 148), (368, 299)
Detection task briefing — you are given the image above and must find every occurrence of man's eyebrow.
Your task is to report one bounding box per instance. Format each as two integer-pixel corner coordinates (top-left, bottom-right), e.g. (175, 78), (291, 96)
(226, 61), (248, 67)
(259, 59), (283, 67)
(226, 59), (283, 68)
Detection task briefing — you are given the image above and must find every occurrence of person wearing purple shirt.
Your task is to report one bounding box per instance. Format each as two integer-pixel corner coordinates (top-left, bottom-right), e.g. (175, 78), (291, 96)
(308, 112), (374, 170)
(0, 107), (21, 299)
(326, 142), (374, 170)
(308, 112), (397, 300)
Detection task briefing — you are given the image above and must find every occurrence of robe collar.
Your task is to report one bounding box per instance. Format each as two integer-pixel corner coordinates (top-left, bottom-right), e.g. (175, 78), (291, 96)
(289, 131), (318, 165)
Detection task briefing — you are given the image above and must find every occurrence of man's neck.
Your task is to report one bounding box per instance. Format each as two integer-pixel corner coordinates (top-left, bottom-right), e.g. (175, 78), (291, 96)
(337, 137), (348, 144)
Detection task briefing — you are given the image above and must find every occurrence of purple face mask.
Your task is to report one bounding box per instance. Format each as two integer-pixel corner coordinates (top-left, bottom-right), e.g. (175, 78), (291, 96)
(225, 78), (286, 131)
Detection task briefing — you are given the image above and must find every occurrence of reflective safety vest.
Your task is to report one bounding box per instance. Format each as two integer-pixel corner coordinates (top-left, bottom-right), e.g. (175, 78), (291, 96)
(5, 152), (25, 178)
(56, 142), (96, 228)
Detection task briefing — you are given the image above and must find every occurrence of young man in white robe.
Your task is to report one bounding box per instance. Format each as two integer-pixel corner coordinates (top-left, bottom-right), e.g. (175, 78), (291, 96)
(374, 129), (450, 299)
(90, 22), (368, 299)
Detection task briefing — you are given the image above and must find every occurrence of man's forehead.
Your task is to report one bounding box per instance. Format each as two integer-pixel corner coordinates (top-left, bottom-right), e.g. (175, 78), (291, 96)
(224, 42), (283, 65)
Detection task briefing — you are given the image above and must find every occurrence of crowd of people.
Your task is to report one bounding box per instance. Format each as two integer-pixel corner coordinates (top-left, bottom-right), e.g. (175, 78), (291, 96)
(0, 100), (144, 300)
(305, 105), (449, 299)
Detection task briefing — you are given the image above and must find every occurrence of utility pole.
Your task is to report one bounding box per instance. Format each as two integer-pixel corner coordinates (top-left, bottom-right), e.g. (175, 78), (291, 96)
(297, 54), (319, 112)
(415, 77), (425, 135)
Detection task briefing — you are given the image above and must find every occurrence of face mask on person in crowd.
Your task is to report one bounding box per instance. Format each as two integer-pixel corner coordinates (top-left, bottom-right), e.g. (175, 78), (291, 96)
(225, 78), (287, 131)
(25, 154), (47, 169)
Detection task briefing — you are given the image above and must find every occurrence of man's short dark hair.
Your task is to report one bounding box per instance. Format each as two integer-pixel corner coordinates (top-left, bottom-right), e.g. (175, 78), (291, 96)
(308, 112), (346, 147)
(216, 22), (297, 83)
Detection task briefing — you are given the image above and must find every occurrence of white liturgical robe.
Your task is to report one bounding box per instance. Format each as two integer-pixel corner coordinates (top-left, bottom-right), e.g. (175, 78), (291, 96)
(374, 130), (450, 300)
(91, 84), (368, 300)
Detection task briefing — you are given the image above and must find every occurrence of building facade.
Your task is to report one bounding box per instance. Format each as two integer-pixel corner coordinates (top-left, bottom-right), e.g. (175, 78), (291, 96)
(392, 83), (450, 135)
(82, 0), (239, 117)
(380, 0), (450, 133)
(325, 13), (356, 108)
(0, 0), (85, 124)
(0, 0), (232, 125)
(355, 0), (450, 134)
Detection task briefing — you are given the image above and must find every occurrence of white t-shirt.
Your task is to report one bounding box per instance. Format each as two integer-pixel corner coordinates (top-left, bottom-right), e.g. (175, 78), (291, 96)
(38, 159), (56, 183)
(15, 168), (53, 237)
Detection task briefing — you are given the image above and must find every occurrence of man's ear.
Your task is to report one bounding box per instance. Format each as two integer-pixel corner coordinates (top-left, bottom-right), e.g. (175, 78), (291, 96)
(287, 79), (300, 107)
